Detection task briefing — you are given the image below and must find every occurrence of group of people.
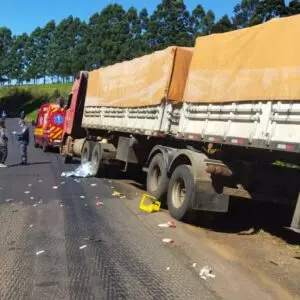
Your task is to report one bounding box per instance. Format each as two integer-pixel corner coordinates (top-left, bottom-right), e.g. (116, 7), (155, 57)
(0, 113), (29, 167)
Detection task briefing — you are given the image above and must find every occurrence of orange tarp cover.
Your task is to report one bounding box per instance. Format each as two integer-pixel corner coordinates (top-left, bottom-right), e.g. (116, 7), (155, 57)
(85, 47), (193, 108)
(183, 15), (300, 103)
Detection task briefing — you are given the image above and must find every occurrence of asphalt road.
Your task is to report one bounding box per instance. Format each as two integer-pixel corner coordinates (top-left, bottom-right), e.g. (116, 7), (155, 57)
(0, 119), (218, 300)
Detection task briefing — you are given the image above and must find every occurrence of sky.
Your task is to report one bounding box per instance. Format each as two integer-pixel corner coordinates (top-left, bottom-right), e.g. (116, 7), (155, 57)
(0, 0), (240, 35)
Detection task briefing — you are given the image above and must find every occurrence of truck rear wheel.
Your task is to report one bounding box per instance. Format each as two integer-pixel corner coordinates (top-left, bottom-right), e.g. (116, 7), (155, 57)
(146, 154), (169, 201)
(167, 165), (195, 221)
(91, 143), (105, 177)
(81, 141), (95, 163)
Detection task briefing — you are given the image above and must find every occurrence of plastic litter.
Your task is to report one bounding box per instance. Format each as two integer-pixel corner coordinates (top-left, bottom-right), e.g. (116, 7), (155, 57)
(140, 194), (161, 213)
(166, 267), (170, 271)
(74, 179), (80, 183)
(36, 250), (45, 255)
(90, 183), (97, 187)
(28, 184), (32, 187)
(33, 204), (37, 207)
(38, 200), (43, 204)
(80, 196), (85, 199)
(95, 196), (99, 199)
(96, 201), (104, 207)
(162, 238), (174, 244)
(84, 236), (102, 242)
(199, 266), (215, 280)
(61, 162), (94, 178)
(158, 221), (176, 228)
(60, 204), (64, 208)
(79, 245), (87, 250)
(30, 197), (34, 200)
(193, 263), (197, 268)
(120, 196), (126, 199)
(112, 191), (121, 197)
(5, 199), (13, 203)
(61, 182), (66, 185)
(24, 191), (30, 194)
(52, 186), (58, 189)
(38, 180), (43, 183)
(29, 224), (34, 228)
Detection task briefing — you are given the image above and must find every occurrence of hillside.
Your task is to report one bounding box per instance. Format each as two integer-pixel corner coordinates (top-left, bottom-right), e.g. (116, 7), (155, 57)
(0, 83), (72, 120)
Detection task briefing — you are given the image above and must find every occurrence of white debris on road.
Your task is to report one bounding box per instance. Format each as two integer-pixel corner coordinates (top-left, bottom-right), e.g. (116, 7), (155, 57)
(199, 266), (216, 280)
(96, 201), (104, 207)
(193, 263), (197, 268)
(24, 191), (30, 194)
(158, 221), (176, 228)
(30, 197), (34, 200)
(61, 182), (66, 185)
(61, 162), (94, 178)
(29, 224), (34, 228)
(162, 238), (174, 244)
(79, 245), (87, 250)
(80, 196), (85, 199)
(52, 186), (58, 189)
(90, 183), (97, 187)
(36, 250), (45, 255)
(166, 267), (170, 271)
(28, 184), (32, 187)
(38, 180), (43, 183)
(5, 199), (13, 203)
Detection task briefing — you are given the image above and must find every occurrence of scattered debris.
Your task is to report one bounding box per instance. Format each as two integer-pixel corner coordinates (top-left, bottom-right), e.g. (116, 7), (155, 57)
(166, 267), (170, 271)
(28, 184), (32, 187)
(96, 201), (104, 207)
(79, 245), (87, 250)
(269, 260), (279, 266)
(5, 199), (13, 203)
(158, 221), (176, 228)
(30, 197), (34, 200)
(84, 203), (88, 207)
(112, 191), (121, 197)
(140, 194), (161, 213)
(120, 195), (126, 199)
(80, 196), (85, 199)
(74, 179), (80, 183)
(61, 162), (94, 178)
(38, 180), (43, 183)
(90, 183), (97, 187)
(60, 204), (64, 208)
(38, 200), (43, 204)
(29, 224), (34, 228)
(36, 250), (45, 255)
(199, 266), (215, 280)
(193, 263), (197, 268)
(108, 180), (112, 183)
(52, 186), (58, 190)
(95, 196), (99, 199)
(162, 238), (174, 244)
(84, 236), (102, 242)
(61, 182), (66, 185)
(24, 191), (30, 194)
(33, 204), (37, 207)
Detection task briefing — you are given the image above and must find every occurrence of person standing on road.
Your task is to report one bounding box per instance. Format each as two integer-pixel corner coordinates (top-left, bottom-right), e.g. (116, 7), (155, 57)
(0, 120), (8, 167)
(2, 110), (7, 121)
(12, 120), (29, 165)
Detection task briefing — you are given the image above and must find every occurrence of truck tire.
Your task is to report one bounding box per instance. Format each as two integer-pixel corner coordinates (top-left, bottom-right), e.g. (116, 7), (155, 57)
(167, 165), (195, 221)
(81, 141), (95, 163)
(146, 154), (169, 201)
(64, 155), (73, 164)
(91, 143), (105, 177)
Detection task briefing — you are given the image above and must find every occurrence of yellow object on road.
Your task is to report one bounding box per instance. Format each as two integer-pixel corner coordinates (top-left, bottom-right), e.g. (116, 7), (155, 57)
(139, 194), (161, 213)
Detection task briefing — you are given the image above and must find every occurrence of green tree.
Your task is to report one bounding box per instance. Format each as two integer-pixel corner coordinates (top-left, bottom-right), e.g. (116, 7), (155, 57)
(145, 0), (192, 50)
(7, 33), (28, 84)
(190, 5), (216, 37)
(286, 0), (300, 15)
(212, 15), (236, 33)
(0, 27), (13, 84)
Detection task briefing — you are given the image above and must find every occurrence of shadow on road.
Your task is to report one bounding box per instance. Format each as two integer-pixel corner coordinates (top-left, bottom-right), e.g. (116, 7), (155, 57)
(8, 161), (50, 167)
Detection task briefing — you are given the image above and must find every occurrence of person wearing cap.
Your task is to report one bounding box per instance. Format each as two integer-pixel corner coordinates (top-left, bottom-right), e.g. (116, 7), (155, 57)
(12, 120), (29, 165)
(0, 120), (8, 167)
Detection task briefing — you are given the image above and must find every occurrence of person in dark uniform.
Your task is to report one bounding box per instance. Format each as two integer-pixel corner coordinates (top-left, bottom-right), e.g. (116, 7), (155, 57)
(12, 120), (29, 165)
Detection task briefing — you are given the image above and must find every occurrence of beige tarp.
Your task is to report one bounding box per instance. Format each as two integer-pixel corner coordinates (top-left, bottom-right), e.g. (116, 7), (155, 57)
(86, 46), (193, 108)
(183, 15), (300, 103)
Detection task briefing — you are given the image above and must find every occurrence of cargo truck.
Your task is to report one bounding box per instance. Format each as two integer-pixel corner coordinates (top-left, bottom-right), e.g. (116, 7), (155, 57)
(61, 16), (300, 232)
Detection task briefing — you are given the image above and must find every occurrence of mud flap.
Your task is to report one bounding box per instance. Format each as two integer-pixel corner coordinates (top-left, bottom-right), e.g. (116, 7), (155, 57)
(289, 192), (300, 233)
(192, 181), (229, 213)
